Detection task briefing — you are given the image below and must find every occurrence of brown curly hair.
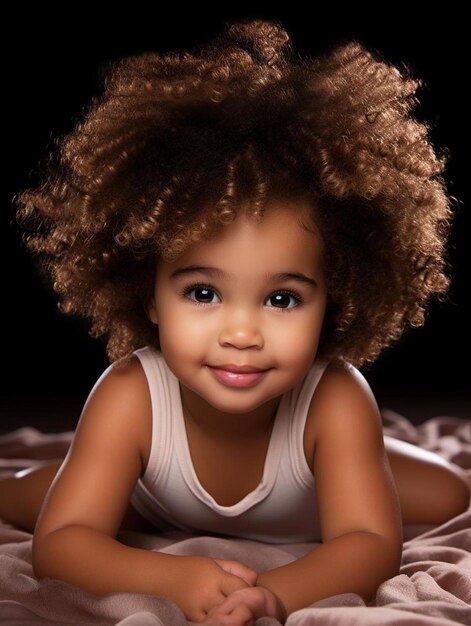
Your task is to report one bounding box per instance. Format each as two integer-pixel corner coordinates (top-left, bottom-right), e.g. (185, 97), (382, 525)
(15, 19), (452, 367)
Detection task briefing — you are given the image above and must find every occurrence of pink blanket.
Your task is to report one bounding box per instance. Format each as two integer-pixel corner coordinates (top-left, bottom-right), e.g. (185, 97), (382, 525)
(1, 409), (470, 625)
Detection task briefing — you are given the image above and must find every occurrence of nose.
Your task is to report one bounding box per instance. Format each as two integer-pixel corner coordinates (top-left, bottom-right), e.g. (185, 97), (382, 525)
(218, 308), (264, 350)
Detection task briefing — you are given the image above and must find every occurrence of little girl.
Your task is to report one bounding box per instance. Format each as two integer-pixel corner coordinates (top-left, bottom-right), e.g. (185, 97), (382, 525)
(2, 19), (469, 625)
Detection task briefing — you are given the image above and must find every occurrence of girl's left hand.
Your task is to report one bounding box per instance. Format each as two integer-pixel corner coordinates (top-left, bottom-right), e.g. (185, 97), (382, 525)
(191, 585), (287, 625)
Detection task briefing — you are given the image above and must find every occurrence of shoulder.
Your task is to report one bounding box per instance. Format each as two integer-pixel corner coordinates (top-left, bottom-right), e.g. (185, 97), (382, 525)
(303, 360), (382, 467)
(80, 353), (152, 472)
(87, 353), (150, 410)
(317, 360), (378, 410)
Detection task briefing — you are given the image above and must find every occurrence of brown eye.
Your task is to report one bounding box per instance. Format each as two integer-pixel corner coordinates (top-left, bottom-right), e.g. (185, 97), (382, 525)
(187, 287), (220, 304)
(266, 292), (300, 309)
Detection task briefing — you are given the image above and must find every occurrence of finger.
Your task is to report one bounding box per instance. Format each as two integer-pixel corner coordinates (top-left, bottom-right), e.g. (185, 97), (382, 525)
(207, 602), (255, 626)
(228, 603), (255, 625)
(213, 559), (257, 586)
(215, 587), (276, 620)
(220, 573), (251, 597)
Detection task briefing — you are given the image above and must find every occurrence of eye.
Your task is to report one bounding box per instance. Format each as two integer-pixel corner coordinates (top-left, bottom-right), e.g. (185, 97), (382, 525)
(265, 292), (301, 309)
(185, 285), (221, 304)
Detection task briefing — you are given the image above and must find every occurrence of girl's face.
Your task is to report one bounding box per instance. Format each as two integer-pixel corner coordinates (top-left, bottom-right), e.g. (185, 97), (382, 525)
(148, 200), (327, 416)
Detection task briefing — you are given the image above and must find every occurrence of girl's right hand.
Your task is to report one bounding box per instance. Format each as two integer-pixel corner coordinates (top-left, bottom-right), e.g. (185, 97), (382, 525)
(196, 585), (285, 626)
(167, 555), (257, 622)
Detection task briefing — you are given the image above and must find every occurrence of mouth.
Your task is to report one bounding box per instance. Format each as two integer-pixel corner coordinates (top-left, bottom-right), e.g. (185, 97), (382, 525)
(207, 364), (270, 388)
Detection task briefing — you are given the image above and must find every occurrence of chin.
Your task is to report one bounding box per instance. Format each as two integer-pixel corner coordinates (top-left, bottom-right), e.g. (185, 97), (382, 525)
(202, 388), (278, 414)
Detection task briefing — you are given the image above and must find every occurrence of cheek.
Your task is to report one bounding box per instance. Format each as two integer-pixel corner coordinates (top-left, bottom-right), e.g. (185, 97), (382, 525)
(272, 310), (325, 362)
(282, 323), (320, 354)
(157, 306), (209, 356)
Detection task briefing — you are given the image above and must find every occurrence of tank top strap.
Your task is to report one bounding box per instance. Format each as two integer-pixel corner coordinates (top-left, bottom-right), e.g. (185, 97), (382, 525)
(133, 346), (176, 485)
(287, 358), (331, 487)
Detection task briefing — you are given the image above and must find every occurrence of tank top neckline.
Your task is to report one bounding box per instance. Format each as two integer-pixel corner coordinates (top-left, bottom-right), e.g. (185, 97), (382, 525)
(168, 370), (289, 516)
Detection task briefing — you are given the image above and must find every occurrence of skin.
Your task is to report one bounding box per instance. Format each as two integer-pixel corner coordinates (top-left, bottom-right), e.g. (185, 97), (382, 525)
(1, 199), (469, 625)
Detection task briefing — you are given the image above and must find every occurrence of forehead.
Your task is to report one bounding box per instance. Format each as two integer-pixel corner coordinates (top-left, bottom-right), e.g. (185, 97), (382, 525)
(162, 200), (324, 276)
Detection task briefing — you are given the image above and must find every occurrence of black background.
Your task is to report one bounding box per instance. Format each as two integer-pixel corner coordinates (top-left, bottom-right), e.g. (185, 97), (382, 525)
(2, 9), (469, 431)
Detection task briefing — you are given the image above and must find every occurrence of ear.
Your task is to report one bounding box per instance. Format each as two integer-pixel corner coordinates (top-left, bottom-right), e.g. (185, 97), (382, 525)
(146, 297), (159, 325)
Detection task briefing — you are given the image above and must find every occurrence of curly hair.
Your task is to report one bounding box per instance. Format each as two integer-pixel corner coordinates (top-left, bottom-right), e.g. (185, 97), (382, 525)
(15, 19), (452, 367)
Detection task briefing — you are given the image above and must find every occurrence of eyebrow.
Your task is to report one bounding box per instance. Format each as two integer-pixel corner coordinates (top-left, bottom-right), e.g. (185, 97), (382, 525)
(170, 265), (318, 288)
(170, 265), (226, 280)
(271, 272), (318, 288)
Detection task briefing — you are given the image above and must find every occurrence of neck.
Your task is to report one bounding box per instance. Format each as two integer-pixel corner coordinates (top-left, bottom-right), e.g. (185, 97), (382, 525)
(179, 383), (281, 441)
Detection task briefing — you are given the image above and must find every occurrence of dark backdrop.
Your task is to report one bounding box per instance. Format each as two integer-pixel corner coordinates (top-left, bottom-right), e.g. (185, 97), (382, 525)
(2, 9), (469, 431)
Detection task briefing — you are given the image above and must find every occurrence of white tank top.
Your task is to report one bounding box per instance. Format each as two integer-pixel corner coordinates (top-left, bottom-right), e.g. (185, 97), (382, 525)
(130, 346), (329, 544)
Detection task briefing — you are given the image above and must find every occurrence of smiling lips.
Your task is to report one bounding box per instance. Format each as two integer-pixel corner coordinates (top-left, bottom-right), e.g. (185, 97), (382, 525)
(208, 364), (269, 388)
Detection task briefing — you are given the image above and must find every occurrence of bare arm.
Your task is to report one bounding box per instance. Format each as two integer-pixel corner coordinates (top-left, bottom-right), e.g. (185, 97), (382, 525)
(256, 363), (403, 616)
(35, 523), (257, 617)
(32, 357), (254, 621)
